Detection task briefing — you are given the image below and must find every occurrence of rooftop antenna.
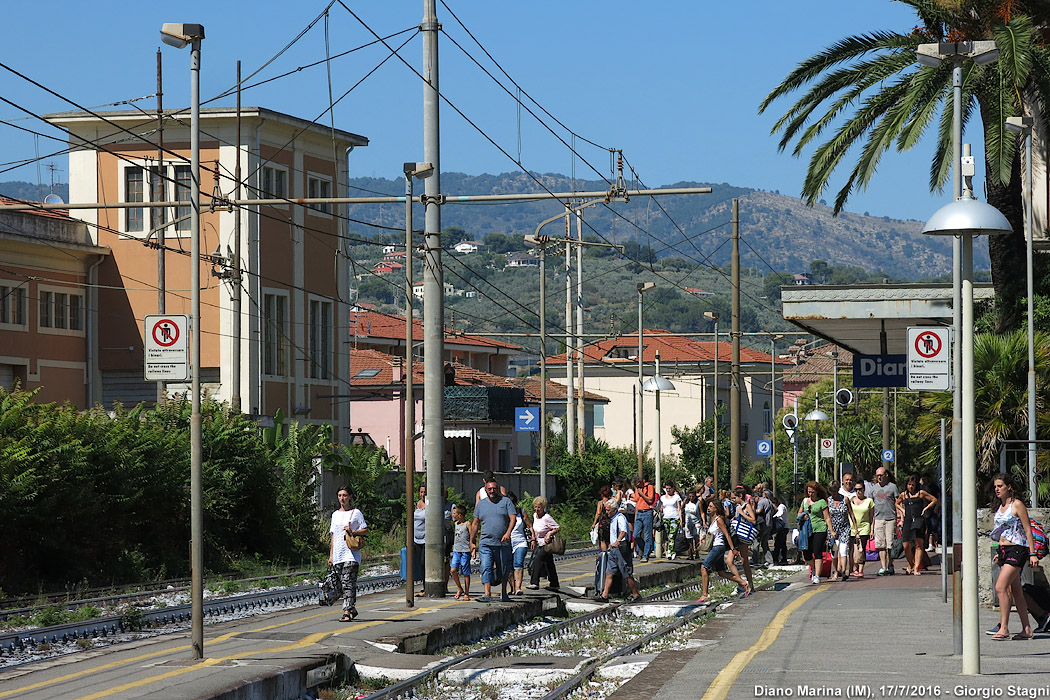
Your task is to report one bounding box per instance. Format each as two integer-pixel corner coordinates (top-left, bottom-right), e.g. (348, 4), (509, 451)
(43, 162), (64, 204)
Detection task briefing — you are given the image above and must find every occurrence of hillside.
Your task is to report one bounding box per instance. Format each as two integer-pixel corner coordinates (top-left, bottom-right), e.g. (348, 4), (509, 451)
(346, 172), (989, 279)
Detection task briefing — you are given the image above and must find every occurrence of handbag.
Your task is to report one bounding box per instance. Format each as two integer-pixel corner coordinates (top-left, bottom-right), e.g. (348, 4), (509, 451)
(652, 511), (663, 531)
(344, 531), (363, 550)
(547, 534), (566, 555)
(729, 514), (756, 543)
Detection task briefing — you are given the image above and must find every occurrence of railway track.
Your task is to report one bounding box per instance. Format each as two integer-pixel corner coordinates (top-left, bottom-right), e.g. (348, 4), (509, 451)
(0, 543), (600, 661)
(355, 574), (774, 700)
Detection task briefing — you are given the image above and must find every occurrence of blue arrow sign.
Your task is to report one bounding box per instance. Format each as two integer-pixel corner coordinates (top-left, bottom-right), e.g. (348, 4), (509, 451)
(882, 449), (895, 462)
(515, 407), (538, 432)
(756, 440), (772, 456)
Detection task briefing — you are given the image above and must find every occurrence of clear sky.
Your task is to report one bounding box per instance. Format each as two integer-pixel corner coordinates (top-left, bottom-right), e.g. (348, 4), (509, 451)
(1, 1), (983, 223)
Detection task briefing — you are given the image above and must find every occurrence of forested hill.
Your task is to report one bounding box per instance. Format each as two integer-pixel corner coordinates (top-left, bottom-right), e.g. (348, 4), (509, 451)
(345, 172), (989, 279)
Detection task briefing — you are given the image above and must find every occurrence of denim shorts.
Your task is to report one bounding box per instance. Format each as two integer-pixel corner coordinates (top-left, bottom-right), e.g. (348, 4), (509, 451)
(513, 545), (528, 570)
(450, 551), (472, 576)
(479, 543), (512, 584)
(703, 544), (728, 572)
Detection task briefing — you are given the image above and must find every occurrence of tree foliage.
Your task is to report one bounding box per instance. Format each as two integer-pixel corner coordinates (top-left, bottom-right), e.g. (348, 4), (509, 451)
(0, 389), (325, 594)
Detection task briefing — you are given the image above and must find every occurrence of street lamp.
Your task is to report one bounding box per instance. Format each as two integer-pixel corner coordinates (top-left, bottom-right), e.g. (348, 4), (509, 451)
(637, 282), (655, 478)
(924, 193), (1011, 676)
(705, 311), (720, 491)
(916, 39), (999, 671)
(160, 20), (205, 661)
(644, 352), (675, 558)
(1005, 115), (1037, 509)
(804, 402), (830, 482)
(771, 334), (784, 495)
(402, 161), (432, 609)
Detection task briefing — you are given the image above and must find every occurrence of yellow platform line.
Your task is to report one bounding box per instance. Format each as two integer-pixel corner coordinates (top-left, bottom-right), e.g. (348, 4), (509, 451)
(0, 593), (448, 700)
(700, 584), (826, 700)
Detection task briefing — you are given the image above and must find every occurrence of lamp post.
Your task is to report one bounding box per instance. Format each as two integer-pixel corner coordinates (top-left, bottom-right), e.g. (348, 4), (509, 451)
(923, 192), (1012, 675)
(643, 352), (675, 558)
(403, 161), (432, 609)
(1005, 115), (1037, 509)
(771, 334), (783, 495)
(637, 282), (655, 478)
(526, 229), (621, 496)
(804, 402), (829, 482)
(916, 40), (999, 669)
(160, 21), (204, 660)
(705, 311), (720, 491)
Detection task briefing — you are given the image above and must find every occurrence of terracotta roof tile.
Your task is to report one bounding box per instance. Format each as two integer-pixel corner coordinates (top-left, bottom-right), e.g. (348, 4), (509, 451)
(349, 310), (520, 351)
(0, 195), (73, 221)
(547, 329), (783, 366)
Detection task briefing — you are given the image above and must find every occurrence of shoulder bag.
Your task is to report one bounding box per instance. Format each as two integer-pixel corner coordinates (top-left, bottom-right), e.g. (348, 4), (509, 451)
(547, 534), (566, 555)
(729, 513), (756, 543)
(343, 509), (364, 550)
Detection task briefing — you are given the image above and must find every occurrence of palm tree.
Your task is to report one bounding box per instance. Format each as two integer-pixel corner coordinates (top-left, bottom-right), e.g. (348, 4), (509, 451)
(759, 1), (1050, 330)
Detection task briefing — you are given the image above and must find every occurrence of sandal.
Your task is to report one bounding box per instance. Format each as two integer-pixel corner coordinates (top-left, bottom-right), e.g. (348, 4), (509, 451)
(339, 613), (353, 622)
(990, 633), (1011, 641)
(454, 591), (463, 600)
(1013, 631), (1034, 640)
(462, 595), (471, 601)
(696, 595), (711, 604)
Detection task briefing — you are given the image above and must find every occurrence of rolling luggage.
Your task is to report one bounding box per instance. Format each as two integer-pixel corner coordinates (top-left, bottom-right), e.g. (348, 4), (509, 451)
(400, 546), (424, 583)
(594, 551), (623, 596)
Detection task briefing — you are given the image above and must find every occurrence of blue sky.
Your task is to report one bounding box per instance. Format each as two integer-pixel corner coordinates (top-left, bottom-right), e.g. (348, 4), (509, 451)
(2, 1), (982, 223)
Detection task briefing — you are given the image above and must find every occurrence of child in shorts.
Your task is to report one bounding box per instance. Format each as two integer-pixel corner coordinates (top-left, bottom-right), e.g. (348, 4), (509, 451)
(450, 504), (472, 600)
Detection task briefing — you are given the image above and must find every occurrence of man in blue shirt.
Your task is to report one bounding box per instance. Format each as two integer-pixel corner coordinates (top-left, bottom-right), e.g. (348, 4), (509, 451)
(470, 478), (517, 602)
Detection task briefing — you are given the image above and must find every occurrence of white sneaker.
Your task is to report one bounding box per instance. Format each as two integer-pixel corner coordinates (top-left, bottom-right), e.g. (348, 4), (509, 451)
(811, 574), (820, 584)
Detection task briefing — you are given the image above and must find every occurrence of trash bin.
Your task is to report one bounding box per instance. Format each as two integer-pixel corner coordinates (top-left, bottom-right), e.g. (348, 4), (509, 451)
(401, 546), (424, 583)
(990, 543), (1033, 607)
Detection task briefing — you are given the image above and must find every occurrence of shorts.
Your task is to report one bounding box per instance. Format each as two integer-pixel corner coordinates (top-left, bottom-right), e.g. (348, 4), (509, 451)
(998, 544), (1030, 569)
(854, 534), (870, 551)
(450, 551), (472, 576)
(873, 519), (896, 549)
(513, 545), (528, 570)
(703, 544), (729, 573)
(607, 544), (634, 578)
(479, 543), (512, 585)
(833, 538), (849, 557)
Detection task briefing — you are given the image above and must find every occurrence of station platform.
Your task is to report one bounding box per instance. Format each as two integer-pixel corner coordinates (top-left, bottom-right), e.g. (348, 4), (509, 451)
(0, 552), (701, 700)
(615, 555), (1050, 700)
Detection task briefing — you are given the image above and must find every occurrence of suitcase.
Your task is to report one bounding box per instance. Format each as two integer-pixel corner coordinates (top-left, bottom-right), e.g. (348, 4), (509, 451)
(594, 551), (623, 596)
(818, 551), (834, 578)
(400, 546), (424, 583)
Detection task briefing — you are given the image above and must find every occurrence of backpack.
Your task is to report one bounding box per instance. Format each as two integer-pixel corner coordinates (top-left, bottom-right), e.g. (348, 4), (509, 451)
(1031, 518), (1048, 559)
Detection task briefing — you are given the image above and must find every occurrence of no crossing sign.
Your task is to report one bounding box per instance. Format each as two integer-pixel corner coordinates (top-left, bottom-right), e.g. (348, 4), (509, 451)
(907, 326), (951, 391)
(820, 438), (834, 458)
(144, 315), (190, 381)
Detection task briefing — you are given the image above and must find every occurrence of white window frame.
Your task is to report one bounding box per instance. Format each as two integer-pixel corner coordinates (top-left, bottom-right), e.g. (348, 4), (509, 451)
(262, 289), (289, 378)
(261, 165), (289, 208)
(307, 296), (333, 380)
(119, 160), (192, 238)
(0, 282), (28, 330)
(37, 284), (85, 336)
(306, 173), (333, 217)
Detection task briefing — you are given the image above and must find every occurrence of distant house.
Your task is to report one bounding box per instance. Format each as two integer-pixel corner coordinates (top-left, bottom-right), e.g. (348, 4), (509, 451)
(506, 252), (538, 268)
(684, 287), (714, 298)
(383, 250), (406, 261)
(411, 281), (455, 298)
(793, 273), (813, 285)
(381, 245), (398, 254)
(452, 241), (484, 254)
(374, 261), (404, 275)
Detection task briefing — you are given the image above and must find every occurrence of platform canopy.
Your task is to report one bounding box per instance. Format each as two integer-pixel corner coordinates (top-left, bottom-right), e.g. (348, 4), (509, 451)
(780, 283), (995, 355)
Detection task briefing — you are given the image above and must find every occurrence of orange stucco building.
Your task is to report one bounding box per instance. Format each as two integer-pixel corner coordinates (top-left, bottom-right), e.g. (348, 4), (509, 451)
(45, 107), (367, 440)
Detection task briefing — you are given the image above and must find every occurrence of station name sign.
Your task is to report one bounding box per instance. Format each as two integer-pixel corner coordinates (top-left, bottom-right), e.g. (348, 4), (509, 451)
(852, 354), (907, 388)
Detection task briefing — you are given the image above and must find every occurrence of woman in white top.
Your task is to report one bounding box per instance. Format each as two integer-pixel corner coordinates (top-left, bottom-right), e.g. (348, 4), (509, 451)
(682, 490), (702, 560)
(696, 499), (748, 603)
(660, 482), (684, 559)
(322, 486), (368, 621)
(507, 491), (532, 596)
(989, 475), (1039, 640)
